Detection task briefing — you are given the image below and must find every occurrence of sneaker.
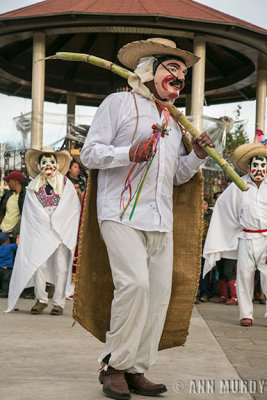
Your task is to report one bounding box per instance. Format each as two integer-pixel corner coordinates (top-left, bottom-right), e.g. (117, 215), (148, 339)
(225, 297), (238, 305)
(240, 318), (252, 327)
(214, 296), (227, 303)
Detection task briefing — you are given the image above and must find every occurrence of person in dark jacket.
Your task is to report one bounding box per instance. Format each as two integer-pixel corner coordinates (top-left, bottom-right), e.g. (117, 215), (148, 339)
(66, 160), (87, 203)
(66, 160), (86, 190)
(0, 171), (25, 241)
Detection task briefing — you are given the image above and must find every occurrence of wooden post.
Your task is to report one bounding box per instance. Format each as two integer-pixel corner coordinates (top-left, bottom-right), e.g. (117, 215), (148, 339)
(31, 32), (46, 150)
(66, 92), (77, 152)
(185, 94), (191, 116)
(191, 35), (206, 133)
(255, 53), (267, 139)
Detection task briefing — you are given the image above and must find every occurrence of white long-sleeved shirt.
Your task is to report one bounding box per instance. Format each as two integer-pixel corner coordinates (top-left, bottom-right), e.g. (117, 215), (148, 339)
(80, 91), (204, 232)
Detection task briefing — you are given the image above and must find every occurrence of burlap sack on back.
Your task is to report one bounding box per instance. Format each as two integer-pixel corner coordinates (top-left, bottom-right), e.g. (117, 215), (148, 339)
(73, 135), (203, 349)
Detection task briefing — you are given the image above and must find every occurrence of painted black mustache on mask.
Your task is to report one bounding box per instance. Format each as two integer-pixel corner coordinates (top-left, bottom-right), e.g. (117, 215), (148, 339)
(255, 170), (264, 177)
(158, 61), (185, 90)
(169, 78), (182, 87)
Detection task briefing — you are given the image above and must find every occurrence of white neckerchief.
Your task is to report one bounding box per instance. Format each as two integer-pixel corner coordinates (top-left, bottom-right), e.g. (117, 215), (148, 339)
(128, 56), (175, 106)
(28, 172), (65, 196)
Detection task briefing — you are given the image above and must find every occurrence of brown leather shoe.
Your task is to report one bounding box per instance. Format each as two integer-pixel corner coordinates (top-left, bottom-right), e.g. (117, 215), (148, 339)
(31, 301), (48, 314)
(125, 373), (167, 396)
(99, 366), (131, 400)
(50, 305), (63, 315)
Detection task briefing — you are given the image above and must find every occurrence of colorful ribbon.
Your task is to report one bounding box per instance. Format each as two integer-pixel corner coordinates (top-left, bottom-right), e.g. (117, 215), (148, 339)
(256, 128), (265, 144)
(120, 121), (169, 220)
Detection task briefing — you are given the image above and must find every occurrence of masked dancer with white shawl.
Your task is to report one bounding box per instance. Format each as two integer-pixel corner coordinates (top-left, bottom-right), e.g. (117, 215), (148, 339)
(203, 136), (267, 327)
(6, 147), (81, 316)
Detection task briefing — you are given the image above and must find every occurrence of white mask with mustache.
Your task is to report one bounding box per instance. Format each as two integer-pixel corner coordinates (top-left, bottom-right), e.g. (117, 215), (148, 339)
(153, 59), (186, 101)
(249, 156), (267, 182)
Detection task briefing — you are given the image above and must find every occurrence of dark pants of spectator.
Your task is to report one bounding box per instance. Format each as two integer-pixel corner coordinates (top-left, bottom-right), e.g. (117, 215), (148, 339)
(0, 267), (12, 297)
(216, 258), (235, 281)
(199, 256), (217, 299)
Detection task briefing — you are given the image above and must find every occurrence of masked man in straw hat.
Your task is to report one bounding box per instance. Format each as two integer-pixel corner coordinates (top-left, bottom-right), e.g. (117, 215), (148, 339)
(79, 38), (214, 399)
(203, 135), (267, 327)
(6, 147), (81, 315)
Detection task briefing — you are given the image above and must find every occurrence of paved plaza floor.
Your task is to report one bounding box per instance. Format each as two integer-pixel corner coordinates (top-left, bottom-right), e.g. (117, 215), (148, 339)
(1, 298), (266, 400)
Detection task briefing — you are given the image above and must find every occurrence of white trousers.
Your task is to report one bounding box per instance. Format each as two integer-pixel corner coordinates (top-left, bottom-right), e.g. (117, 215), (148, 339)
(34, 244), (70, 308)
(236, 237), (267, 320)
(99, 221), (173, 373)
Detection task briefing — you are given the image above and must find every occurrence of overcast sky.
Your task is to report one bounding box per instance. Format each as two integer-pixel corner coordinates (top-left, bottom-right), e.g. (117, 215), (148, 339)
(0, 0), (266, 146)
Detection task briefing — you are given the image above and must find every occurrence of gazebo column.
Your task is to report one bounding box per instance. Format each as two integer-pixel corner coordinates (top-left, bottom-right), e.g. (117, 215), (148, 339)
(31, 32), (46, 150)
(255, 53), (267, 137)
(66, 92), (77, 151)
(185, 94), (191, 116)
(191, 34), (206, 133)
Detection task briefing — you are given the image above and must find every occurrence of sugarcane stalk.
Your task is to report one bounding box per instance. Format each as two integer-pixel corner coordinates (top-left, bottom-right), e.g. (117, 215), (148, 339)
(38, 52), (248, 191)
(166, 104), (248, 188)
(43, 53), (132, 80)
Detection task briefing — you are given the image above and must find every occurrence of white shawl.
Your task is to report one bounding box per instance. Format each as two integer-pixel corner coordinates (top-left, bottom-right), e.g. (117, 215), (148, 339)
(202, 176), (248, 277)
(6, 178), (81, 312)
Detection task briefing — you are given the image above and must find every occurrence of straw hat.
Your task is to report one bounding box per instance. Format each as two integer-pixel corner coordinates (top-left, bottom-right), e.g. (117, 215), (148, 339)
(230, 143), (267, 175)
(25, 146), (72, 178)
(118, 38), (200, 70)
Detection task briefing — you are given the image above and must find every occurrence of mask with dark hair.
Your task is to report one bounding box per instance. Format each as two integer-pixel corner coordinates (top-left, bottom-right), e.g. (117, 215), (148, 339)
(153, 55), (186, 75)
(153, 56), (187, 100)
(249, 156), (267, 182)
(38, 153), (57, 164)
(38, 154), (58, 179)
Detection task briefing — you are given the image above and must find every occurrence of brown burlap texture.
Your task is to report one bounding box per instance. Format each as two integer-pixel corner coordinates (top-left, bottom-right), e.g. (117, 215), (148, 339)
(73, 136), (203, 349)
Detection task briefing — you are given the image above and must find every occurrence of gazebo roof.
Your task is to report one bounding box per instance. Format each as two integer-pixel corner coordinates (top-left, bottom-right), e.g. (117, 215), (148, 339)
(0, 0), (266, 107)
(1, 0), (265, 34)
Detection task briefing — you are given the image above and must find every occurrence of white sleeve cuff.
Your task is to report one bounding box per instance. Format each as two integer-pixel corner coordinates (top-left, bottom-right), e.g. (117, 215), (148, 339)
(113, 146), (131, 166)
(188, 150), (205, 170)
